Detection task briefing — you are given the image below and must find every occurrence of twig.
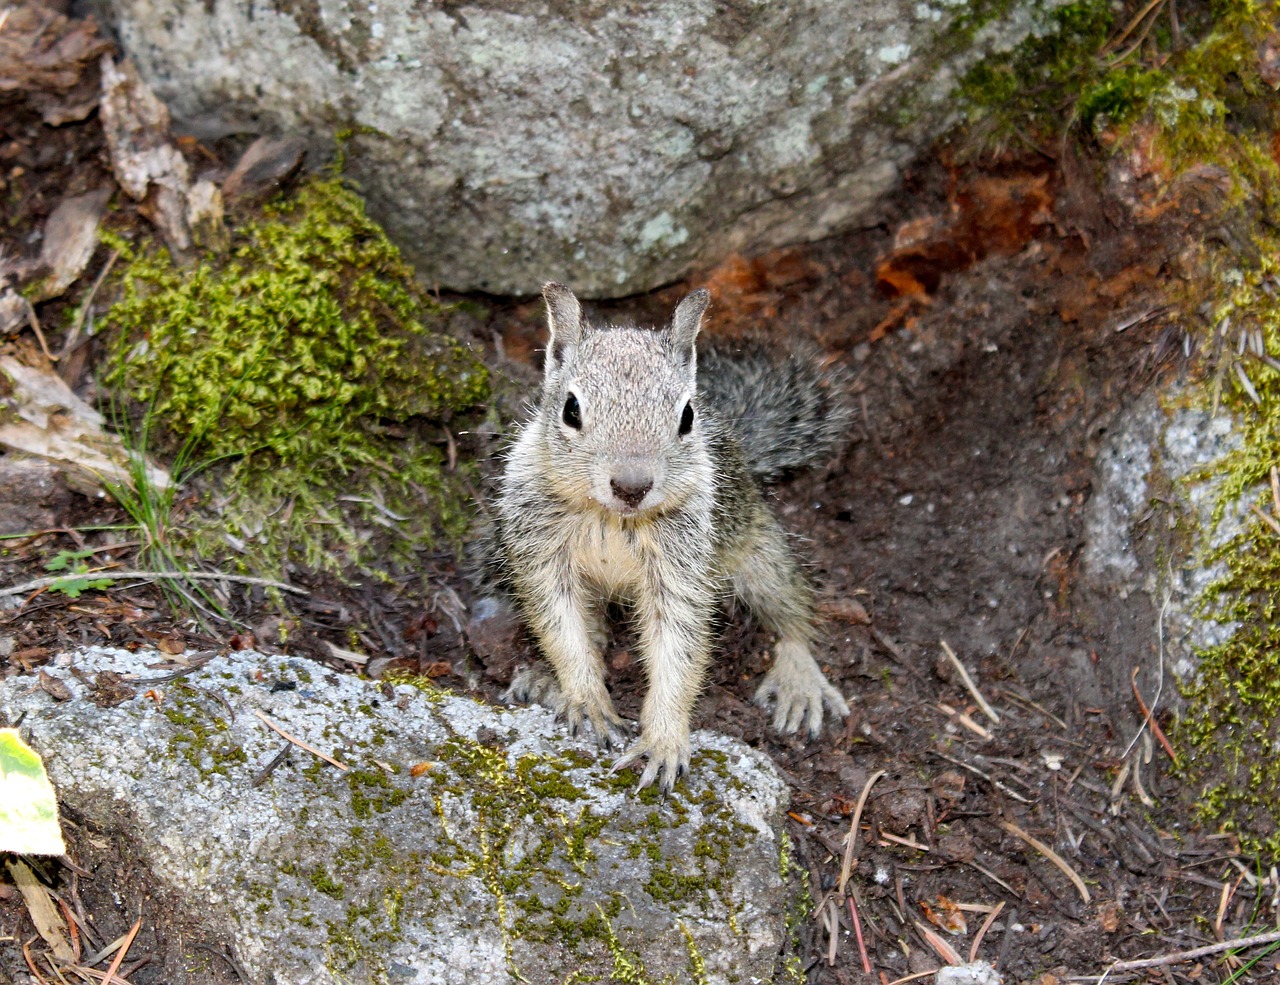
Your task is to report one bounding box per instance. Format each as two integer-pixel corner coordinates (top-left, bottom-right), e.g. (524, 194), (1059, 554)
(1129, 666), (1178, 766)
(998, 819), (1091, 904)
(1270, 465), (1280, 517)
(879, 831), (930, 852)
(59, 248), (121, 359)
(100, 917), (140, 985)
(0, 570), (308, 599)
(1122, 590), (1171, 763)
(1250, 502), (1280, 537)
(839, 769), (886, 896)
(885, 972), (939, 985)
(914, 919), (963, 964)
(940, 640), (1000, 724)
(1103, 0), (1167, 56)
(848, 893), (871, 974)
(251, 743), (292, 788)
(1104, 930), (1280, 972)
(931, 749), (1031, 804)
(937, 702), (991, 739)
(24, 298), (56, 363)
(252, 709), (348, 771)
(969, 901), (1005, 962)
(22, 939), (51, 985)
(966, 860), (1019, 895)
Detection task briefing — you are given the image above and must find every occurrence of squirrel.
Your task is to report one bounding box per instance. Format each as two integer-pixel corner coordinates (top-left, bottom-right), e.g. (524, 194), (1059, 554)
(486, 282), (851, 792)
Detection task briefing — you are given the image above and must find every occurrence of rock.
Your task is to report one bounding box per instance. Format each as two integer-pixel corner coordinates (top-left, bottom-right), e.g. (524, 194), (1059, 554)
(1, 646), (795, 985)
(1081, 387), (1245, 680)
(0, 455), (73, 535)
(936, 961), (1003, 985)
(106, 0), (1064, 297)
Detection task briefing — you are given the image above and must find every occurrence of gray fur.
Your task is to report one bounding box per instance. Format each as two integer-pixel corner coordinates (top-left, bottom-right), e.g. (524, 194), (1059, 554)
(490, 284), (851, 793)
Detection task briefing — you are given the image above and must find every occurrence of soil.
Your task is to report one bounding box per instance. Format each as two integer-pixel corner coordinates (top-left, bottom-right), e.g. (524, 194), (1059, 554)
(1, 10), (1273, 984)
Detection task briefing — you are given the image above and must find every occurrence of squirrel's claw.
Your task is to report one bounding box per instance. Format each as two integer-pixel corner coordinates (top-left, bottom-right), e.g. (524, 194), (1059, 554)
(565, 706), (632, 750)
(505, 665), (631, 748)
(611, 733), (690, 795)
(755, 662), (850, 738)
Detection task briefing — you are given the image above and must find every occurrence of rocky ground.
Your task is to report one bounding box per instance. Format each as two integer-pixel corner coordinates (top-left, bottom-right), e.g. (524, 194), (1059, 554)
(3, 5), (1279, 985)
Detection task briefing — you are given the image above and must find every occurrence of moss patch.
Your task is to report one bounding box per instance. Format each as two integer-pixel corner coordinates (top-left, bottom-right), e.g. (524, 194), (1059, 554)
(103, 173), (488, 582)
(957, 0), (1279, 174)
(1176, 244), (1280, 857)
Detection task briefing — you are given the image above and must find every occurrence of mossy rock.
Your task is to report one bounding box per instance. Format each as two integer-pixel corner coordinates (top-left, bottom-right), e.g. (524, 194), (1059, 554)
(103, 174), (489, 581)
(1174, 246), (1280, 858)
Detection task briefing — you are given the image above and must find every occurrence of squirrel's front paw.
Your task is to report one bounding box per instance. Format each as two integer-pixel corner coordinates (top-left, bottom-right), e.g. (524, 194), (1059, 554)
(611, 730), (691, 794)
(562, 697), (632, 750)
(755, 644), (850, 738)
(505, 666), (631, 749)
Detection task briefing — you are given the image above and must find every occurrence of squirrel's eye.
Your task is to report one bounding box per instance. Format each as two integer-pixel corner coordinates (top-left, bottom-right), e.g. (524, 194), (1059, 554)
(678, 401), (694, 436)
(562, 393), (582, 429)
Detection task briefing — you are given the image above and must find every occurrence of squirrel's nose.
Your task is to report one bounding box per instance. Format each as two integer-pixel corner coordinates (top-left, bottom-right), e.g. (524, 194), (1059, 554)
(610, 475), (653, 508)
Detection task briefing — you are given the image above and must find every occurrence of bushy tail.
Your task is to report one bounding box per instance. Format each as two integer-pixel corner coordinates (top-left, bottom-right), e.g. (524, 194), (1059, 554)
(698, 338), (852, 481)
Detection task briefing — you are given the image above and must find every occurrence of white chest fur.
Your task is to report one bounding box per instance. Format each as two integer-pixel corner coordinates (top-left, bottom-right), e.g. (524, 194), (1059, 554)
(568, 514), (652, 598)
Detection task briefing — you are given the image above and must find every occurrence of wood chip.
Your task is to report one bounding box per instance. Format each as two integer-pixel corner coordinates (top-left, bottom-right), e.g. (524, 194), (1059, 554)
(34, 187), (112, 302)
(7, 859), (75, 962)
(98, 56), (191, 251)
(0, 354), (171, 498)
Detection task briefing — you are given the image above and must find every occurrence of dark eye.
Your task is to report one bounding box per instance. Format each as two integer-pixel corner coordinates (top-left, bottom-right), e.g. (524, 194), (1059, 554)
(678, 401), (694, 436)
(562, 393), (582, 429)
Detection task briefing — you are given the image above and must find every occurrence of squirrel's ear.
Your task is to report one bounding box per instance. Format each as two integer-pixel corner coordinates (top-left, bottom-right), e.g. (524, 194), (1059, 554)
(670, 288), (710, 363)
(543, 282), (584, 366)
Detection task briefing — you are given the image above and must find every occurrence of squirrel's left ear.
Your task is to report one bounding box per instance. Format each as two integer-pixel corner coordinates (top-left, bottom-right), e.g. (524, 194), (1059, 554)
(670, 288), (710, 366)
(543, 282), (584, 368)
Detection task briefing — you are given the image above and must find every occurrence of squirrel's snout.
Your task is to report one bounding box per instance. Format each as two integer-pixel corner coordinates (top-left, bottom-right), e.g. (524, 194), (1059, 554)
(609, 474), (653, 509)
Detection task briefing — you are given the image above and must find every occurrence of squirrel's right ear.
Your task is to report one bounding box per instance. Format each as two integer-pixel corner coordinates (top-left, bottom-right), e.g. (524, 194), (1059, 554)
(543, 282), (584, 366)
(670, 288), (710, 364)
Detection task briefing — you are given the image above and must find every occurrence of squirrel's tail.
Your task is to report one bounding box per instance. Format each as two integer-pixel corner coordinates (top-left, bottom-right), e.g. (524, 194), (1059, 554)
(698, 339), (852, 481)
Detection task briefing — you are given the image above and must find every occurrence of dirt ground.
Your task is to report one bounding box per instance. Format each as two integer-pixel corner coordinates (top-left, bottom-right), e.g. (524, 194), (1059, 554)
(3, 8), (1277, 984)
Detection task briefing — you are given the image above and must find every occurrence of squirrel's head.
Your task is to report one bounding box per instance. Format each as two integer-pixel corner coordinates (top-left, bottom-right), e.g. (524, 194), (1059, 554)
(536, 283), (713, 518)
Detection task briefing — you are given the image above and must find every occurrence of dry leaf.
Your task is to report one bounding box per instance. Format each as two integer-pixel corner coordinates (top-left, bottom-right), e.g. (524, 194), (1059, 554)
(37, 670), (72, 702)
(920, 894), (968, 935)
(222, 135), (307, 205)
(0, 8), (112, 125)
(0, 353), (171, 497)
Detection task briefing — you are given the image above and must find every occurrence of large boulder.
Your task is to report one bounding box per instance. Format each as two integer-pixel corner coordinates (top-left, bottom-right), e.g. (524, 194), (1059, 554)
(3, 646), (795, 985)
(102, 0), (1062, 297)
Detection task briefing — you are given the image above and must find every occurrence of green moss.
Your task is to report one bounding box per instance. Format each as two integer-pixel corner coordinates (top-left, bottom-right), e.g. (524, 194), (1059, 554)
(957, 0), (1279, 176)
(102, 173), (489, 583)
(957, 0), (1115, 143)
(345, 768), (410, 820)
(161, 687), (247, 777)
(309, 866), (345, 900)
(1174, 240), (1280, 857)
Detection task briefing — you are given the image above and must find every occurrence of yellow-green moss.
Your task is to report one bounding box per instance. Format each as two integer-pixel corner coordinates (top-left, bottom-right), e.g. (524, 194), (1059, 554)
(1175, 243), (1280, 857)
(162, 686), (247, 777)
(102, 173), (488, 583)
